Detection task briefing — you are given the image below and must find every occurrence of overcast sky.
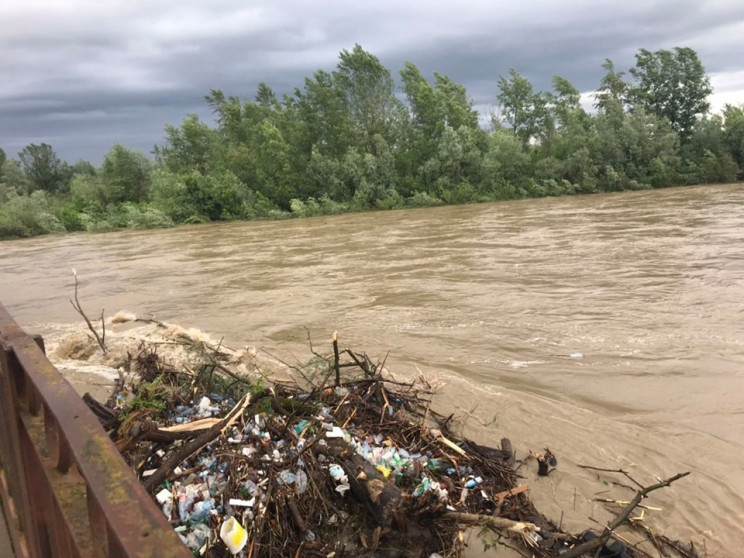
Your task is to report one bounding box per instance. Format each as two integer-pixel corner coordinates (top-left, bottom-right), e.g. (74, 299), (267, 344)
(2, 0), (743, 164)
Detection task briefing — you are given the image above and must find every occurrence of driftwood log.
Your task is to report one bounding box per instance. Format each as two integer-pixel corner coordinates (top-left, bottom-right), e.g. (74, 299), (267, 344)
(323, 439), (405, 528)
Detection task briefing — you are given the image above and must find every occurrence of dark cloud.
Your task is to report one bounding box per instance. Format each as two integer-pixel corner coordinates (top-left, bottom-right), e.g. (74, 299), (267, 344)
(1, 0), (743, 163)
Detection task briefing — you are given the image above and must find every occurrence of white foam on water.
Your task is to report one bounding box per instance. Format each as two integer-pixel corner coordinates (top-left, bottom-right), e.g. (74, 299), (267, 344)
(54, 361), (120, 381)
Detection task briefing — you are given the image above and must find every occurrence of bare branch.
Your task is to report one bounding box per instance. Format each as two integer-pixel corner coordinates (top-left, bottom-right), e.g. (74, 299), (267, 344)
(69, 269), (108, 354)
(560, 472), (690, 558)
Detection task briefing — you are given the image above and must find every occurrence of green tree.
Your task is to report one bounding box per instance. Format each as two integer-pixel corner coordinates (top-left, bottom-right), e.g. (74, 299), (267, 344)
(335, 44), (405, 151)
(292, 69), (353, 159)
(628, 47), (712, 139)
(399, 63), (481, 192)
(70, 174), (108, 206)
(594, 59), (629, 115)
(205, 89), (247, 144)
(205, 86), (300, 208)
(497, 69), (550, 149)
(155, 115), (222, 174)
(423, 126), (484, 201)
(723, 104), (744, 177)
(594, 106), (680, 190)
(434, 73), (480, 132)
(0, 191), (65, 238)
(69, 159), (97, 177)
(251, 120), (298, 209)
(547, 76), (598, 191)
(482, 129), (532, 198)
(17, 143), (70, 193)
(400, 62), (445, 143)
(0, 149), (6, 181)
(182, 171), (248, 221)
(255, 82), (280, 110)
(101, 144), (152, 202)
(399, 62), (445, 187)
(149, 170), (252, 222)
(679, 115), (737, 183)
(0, 159), (32, 195)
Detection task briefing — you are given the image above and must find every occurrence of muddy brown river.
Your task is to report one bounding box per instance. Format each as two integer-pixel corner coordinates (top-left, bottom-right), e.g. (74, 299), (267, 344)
(2, 183), (743, 554)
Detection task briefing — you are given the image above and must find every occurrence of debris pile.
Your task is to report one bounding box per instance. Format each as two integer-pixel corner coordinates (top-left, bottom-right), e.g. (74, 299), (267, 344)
(75, 320), (700, 558)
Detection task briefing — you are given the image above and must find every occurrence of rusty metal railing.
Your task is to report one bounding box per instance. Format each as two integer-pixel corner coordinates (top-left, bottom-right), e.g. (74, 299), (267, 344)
(0, 304), (191, 558)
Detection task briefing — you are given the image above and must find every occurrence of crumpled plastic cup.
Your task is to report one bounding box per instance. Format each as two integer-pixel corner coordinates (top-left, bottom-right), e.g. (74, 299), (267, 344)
(220, 516), (248, 554)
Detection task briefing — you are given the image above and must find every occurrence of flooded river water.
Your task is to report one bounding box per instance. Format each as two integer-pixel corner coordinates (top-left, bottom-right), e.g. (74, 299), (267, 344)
(2, 183), (743, 554)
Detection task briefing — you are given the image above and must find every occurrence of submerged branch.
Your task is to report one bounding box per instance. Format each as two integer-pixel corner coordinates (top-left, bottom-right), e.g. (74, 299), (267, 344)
(560, 472), (690, 558)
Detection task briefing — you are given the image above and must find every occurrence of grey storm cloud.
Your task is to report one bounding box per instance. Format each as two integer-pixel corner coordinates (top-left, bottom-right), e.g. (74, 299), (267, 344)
(1, 0), (743, 163)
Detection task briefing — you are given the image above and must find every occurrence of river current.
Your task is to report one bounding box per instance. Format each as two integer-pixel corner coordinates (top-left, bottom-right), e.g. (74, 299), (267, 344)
(2, 183), (743, 554)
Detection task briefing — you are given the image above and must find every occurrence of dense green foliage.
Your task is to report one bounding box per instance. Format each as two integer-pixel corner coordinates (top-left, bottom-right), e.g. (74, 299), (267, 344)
(1, 45), (741, 239)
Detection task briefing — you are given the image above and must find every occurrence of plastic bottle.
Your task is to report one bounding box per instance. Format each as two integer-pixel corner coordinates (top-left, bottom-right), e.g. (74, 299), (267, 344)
(189, 499), (215, 523)
(242, 479), (260, 498)
(295, 469), (308, 494)
(178, 492), (189, 523)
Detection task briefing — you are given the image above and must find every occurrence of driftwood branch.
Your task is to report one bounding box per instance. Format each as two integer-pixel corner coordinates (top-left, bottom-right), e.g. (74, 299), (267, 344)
(69, 269), (107, 354)
(443, 511), (540, 532)
(442, 512), (540, 548)
(83, 392), (118, 429)
(142, 393), (252, 492)
(560, 471), (690, 558)
(332, 331), (341, 386)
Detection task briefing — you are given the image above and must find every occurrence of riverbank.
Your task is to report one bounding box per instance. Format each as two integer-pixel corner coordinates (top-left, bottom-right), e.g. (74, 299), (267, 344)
(1, 179), (741, 242)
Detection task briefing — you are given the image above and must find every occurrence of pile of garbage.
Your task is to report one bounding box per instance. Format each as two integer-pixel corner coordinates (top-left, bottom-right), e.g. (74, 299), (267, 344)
(78, 325), (699, 558)
(82, 334), (565, 558)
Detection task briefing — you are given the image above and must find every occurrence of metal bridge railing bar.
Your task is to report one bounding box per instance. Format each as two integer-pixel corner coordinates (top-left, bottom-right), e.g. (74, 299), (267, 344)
(0, 304), (191, 558)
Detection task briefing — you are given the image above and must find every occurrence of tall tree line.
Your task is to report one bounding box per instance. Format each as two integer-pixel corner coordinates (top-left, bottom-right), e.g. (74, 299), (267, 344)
(2, 45), (742, 239)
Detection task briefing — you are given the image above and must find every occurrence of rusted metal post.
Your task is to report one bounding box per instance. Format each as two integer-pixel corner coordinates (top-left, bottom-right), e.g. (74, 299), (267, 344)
(0, 342), (42, 558)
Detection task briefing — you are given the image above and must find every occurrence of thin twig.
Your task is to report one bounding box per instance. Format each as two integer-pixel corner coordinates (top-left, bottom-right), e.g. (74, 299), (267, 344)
(578, 464), (645, 490)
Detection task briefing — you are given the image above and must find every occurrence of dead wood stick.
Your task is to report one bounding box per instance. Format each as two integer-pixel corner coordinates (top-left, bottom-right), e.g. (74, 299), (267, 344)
(142, 393), (251, 492)
(332, 331), (341, 386)
(560, 472), (690, 558)
(442, 511), (540, 536)
(379, 386), (391, 424)
(286, 496), (312, 541)
(373, 351), (390, 376)
(345, 349), (374, 377)
(82, 392), (118, 429)
(159, 418), (221, 432)
(342, 377), (416, 389)
(69, 269), (107, 354)
(139, 428), (198, 444)
(429, 428), (468, 457)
